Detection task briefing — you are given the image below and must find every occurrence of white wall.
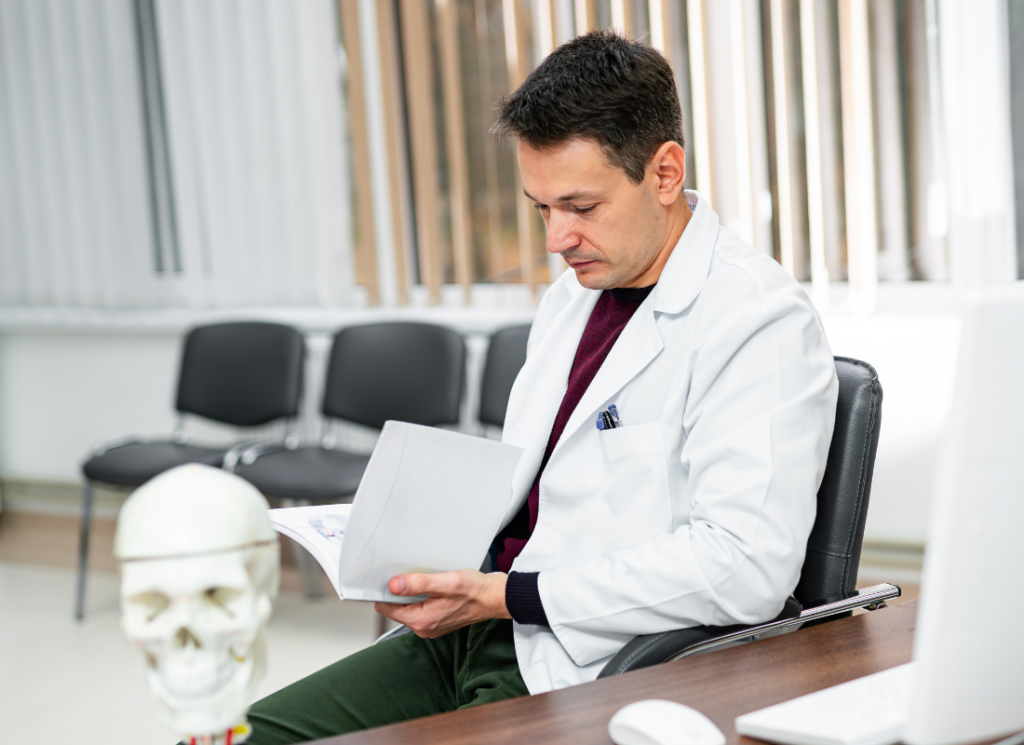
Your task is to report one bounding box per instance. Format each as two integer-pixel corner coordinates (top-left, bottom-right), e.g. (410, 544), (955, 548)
(0, 331), (180, 482)
(823, 314), (961, 545)
(0, 290), (963, 547)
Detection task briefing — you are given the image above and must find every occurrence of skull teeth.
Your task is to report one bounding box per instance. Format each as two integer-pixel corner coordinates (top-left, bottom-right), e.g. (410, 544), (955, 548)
(158, 658), (236, 701)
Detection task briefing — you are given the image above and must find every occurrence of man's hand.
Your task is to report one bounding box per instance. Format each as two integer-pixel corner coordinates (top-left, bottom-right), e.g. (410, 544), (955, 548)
(374, 570), (510, 639)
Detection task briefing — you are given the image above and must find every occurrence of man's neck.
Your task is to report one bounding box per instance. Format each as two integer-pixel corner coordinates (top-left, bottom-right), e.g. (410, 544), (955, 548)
(622, 197), (693, 288)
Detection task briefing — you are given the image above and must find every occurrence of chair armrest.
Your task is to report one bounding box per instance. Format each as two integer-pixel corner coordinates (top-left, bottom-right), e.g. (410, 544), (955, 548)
(598, 583), (901, 678)
(87, 434), (142, 457)
(222, 440), (284, 472)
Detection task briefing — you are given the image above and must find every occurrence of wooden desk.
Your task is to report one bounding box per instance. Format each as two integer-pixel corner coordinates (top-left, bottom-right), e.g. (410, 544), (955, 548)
(315, 600), (917, 745)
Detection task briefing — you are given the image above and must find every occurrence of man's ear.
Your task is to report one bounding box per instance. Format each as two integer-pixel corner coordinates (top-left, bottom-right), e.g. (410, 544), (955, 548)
(650, 141), (686, 206)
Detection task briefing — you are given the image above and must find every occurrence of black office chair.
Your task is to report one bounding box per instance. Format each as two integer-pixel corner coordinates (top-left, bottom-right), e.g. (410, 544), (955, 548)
(598, 356), (895, 676)
(229, 322), (466, 595)
(479, 325), (531, 429)
(75, 321), (305, 619)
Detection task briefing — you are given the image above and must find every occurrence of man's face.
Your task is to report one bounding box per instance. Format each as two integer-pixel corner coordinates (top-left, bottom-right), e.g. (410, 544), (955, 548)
(518, 137), (669, 290)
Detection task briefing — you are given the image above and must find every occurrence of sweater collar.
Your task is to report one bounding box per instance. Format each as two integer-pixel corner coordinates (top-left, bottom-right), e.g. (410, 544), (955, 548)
(609, 285), (656, 303)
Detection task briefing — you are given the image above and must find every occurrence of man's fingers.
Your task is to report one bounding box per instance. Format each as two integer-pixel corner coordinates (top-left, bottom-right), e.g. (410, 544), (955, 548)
(375, 601), (426, 629)
(404, 572), (451, 596)
(374, 600), (444, 638)
(388, 573), (430, 596)
(390, 570), (469, 597)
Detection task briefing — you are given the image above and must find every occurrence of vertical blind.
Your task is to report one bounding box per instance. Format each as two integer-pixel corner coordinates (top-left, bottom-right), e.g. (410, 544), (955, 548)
(0, 0), (355, 309)
(0, 0), (157, 307)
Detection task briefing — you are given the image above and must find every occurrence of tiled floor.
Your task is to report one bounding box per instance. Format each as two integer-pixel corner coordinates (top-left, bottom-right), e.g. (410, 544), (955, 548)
(0, 562), (379, 745)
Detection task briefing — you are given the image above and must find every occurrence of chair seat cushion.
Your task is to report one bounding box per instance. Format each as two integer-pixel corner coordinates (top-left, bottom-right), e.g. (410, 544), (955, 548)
(83, 441), (228, 487)
(233, 447), (371, 501)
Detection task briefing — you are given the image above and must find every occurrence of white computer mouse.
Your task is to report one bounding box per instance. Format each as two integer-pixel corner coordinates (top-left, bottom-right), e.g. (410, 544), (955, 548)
(608, 699), (726, 745)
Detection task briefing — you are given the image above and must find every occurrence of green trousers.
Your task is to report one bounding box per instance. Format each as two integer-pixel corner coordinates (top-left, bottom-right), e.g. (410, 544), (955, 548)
(246, 619), (529, 744)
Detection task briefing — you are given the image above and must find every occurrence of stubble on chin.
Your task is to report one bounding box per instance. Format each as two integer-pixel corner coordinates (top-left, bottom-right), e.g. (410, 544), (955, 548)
(575, 256), (650, 290)
(572, 264), (616, 291)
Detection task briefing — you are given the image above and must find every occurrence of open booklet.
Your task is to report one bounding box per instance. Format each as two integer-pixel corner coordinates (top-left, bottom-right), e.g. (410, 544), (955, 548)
(268, 421), (524, 603)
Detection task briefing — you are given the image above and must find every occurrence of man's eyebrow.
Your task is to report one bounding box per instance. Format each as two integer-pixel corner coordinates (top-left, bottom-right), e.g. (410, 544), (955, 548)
(522, 188), (602, 204)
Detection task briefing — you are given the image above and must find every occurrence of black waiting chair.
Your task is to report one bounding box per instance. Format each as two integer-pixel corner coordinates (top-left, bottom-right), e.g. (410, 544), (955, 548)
(76, 321), (305, 620)
(598, 356), (894, 676)
(479, 325), (531, 429)
(229, 322), (466, 595)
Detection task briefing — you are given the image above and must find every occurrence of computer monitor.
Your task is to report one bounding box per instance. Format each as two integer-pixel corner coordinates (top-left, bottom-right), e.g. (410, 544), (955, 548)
(905, 285), (1024, 745)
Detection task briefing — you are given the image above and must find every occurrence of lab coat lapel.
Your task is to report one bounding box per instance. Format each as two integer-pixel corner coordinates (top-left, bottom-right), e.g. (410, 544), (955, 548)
(503, 192), (719, 512)
(552, 303), (663, 456)
(549, 191), (719, 456)
(502, 277), (601, 516)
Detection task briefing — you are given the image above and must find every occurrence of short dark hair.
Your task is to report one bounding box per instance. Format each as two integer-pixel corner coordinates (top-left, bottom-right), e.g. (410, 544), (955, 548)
(492, 30), (684, 184)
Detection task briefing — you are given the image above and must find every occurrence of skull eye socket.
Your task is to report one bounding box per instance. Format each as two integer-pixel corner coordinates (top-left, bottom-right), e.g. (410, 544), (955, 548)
(132, 591), (171, 621)
(204, 587), (244, 616)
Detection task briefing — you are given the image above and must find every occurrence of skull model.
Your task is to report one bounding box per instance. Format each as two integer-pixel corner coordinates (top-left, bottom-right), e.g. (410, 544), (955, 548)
(115, 464), (279, 744)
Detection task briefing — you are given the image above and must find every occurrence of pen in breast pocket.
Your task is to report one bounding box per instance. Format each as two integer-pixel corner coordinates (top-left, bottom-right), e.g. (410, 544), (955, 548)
(597, 406), (622, 431)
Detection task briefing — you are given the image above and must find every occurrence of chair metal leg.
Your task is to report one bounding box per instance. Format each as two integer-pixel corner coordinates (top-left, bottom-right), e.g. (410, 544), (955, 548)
(294, 541), (325, 599)
(74, 480), (94, 621)
(281, 498), (324, 599)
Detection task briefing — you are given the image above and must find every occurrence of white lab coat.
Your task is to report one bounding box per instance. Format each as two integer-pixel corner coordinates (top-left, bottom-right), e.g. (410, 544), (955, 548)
(500, 192), (838, 694)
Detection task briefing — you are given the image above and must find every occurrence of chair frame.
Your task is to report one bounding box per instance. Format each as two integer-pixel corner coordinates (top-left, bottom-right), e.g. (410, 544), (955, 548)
(596, 583), (900, 677)
(598, 355), (887, 676)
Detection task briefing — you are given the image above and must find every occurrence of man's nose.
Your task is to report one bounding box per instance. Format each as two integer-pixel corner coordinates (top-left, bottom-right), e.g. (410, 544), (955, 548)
(545, 211), (578, 255)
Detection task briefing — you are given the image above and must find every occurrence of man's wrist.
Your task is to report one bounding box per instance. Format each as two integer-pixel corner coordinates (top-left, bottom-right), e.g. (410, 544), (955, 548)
(488, 572), (512, 619)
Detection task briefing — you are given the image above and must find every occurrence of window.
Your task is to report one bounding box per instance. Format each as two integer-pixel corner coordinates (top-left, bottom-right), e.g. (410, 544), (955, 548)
(341, 0), (1019, 308)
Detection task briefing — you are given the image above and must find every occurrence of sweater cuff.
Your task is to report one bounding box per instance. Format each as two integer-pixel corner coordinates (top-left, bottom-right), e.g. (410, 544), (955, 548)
(505, 571), (550, 627)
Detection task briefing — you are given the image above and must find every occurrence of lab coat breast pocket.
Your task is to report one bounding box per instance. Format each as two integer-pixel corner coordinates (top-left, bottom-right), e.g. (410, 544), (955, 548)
(599, 422), (664, 461)
(597, 423), (673, 534)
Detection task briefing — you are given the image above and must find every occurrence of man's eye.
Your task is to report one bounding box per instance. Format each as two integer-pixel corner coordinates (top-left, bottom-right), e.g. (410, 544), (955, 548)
(575, 205), (596, 214)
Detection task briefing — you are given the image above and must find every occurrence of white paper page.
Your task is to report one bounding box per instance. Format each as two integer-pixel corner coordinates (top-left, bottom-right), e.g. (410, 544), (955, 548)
(268, 504), (353, 597)
(338, 421), (523, 603)
(329, 423), (405, 594)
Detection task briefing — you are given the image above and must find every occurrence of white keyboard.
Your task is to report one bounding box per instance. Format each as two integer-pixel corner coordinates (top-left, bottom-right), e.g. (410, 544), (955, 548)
(734, 663), (914, 745)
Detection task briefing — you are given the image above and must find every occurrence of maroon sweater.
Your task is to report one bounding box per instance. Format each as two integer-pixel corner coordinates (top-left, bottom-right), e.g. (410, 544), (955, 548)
(499, 285), (655, 626)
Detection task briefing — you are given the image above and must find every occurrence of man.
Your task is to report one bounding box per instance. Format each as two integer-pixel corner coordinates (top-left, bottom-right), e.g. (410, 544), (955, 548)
(246, 30), (837, 742)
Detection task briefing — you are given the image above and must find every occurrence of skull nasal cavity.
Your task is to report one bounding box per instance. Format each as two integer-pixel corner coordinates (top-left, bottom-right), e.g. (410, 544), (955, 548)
(174, 627), (203, 649)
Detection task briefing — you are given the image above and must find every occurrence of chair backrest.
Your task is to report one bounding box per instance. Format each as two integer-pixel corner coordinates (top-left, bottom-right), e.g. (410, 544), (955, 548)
(794, 357), (883, 610)
(175, 322), (305, 426)
(322, 322), (466, 429)
(479, 325), (531, 428)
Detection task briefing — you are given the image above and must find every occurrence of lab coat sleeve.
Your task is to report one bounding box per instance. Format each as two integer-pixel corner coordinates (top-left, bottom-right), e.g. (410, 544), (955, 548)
(537, 293), (839, 668)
